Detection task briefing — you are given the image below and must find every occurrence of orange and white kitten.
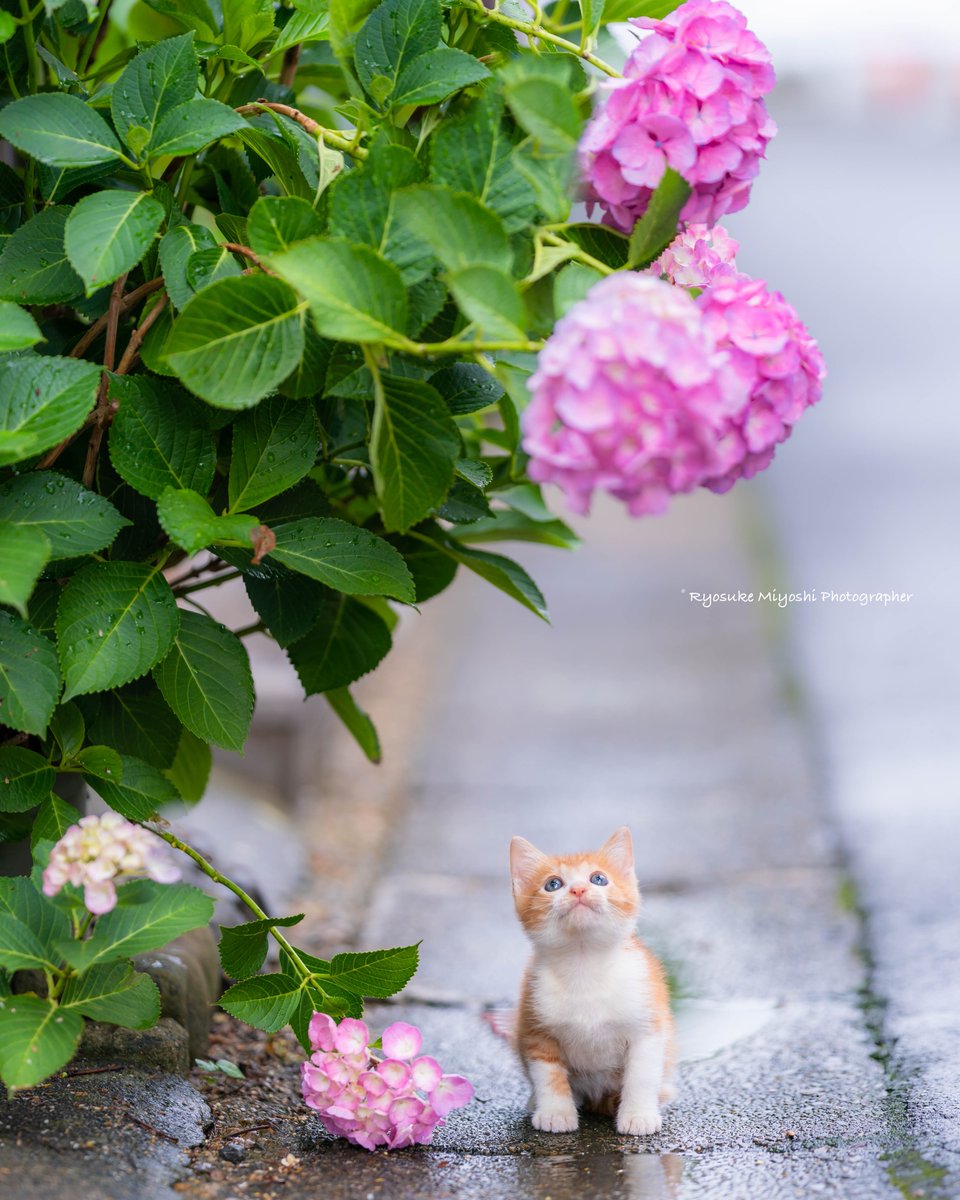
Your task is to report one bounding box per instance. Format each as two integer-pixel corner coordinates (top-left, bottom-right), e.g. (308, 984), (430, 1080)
(509, 826), (675, 1136)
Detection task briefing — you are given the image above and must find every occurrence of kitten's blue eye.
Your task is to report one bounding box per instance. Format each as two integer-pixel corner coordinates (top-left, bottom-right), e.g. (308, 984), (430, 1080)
(544, 877), (563, 892)
(590, 872), (608, 886)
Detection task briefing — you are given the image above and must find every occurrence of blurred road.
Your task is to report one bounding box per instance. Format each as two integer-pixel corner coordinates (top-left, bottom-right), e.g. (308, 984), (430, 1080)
(729, 101), (960, 1188)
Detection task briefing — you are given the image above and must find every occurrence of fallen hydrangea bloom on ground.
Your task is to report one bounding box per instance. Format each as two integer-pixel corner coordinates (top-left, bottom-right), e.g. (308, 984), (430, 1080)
(41, 813), (181, 914)
(301, 1014), (474, 1150)
(580, 0), (776, 230)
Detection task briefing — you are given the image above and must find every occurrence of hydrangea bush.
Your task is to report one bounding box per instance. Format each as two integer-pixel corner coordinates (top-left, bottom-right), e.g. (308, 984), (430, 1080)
(0, 0), (822, 1107)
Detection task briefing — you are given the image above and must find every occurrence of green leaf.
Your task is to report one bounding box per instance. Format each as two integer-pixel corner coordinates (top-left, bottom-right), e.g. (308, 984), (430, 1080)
(148, 98), (247, 159)
(112, 31), (199, 149)
(0, 747), (54, 814)
(88, 680), (181, 769)
(47, 702), (85, 762)
(31, 793), (81, 847)
(324, 687), (380, 762)
(228, 397), (320, 513)
(65, 190), (165, 295)
(0, 472), (128, 559)
(453, 508), (580, 549)
(441, 540), (548, 619)
(56, 562), (180, 701)
(0, 612), (60, 736)
(61, 883), (214, 970)
(73, 744), (123, 782)
(165, 275), (307, 409)
(153, 610), (254, 753)
(270, 517), (415, 602)
(0, 206), (83, 304)
(218, 972), (302, 1032)
(0, 355), (99, 468)
(242, 572), (323, 648)
(554, 260), (603, 316)
(429, 92), (537, 234)
(0, 996), (83, 1091)
(0, 302), (42, 351)
(287, 590), (391, 694)
(218, 913), (305, 980)
(61, 962), (161, 1029)
(428, 362), (504, 415)
(0, 93), (124, 167)
(247, 196), (323, 256)
(561, 222), (630, 269)
(269, 238), (407, 344)
(448, 265), (526, 339)
(108, 375), (217, 501)
(386, 533), (457, 602)
(0, 523), (50, 618)
(392, 46), (488, 108)
(185, 245), (242, 292)
(85, 753), (178, 821)
(0, 913), (58, 972)
(236, 126), (313, 202)
(370, 374), (460, 533)
(393, 185), (512, 273)
(354, 0), (439, 102)
(158, 223), (219, 311)
(627, 167), (692, 269)
(512, 142), (574, 222)
(322, 943), (419, 998)
(602, 0), (678, 23)
(274, 5), (329, 54)
(163, 728), (211, 804)
(504, 76), (580, 150)
(156, 488), (258, 556)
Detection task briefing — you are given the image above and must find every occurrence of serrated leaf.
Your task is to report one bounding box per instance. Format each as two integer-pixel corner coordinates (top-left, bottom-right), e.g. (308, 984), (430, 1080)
(0, 612), (61, 736)
(440, 540), (548, 619)
(269, 517), (415, 602)
(111, 31), (199, 149)
(393, 185), (512, 273)
(0, 747), (54, 813)
(627, 166), (692, 268)
(236, 126), (313, 202)
(184, 245), (242, 292)
(247, 196), (323, 256)
(228, 396), (320, 513)
(56, 563), (180, 701)
(60, 883), (213, 970)
(0, 996), (83, 1091)
(322, 943), (419, 998)
(243, 571), (325, 648)
(428, 362), (504, 415)
(287, 590), (391, 694)
(504, 76), (580, 149)
(0, 93), (124, 167)
(88, 680), (181, 769)
(0, 206), (84, 304)
(156, 488), (258, 556)
(269, 238), (407, 344)
(370, 374), (460, 533)
(453, 508), (580, 549)
(385, 534), (457, 603)
(0, 472), (128, 560)
(31, 793), (82, 847)
(218, 972), (302, 1032)
(354, 0), (439, 101)
(163, 728), (211, 804)
(0, 913), (59, 972)
(602, 0), (677, 22)
(0, 523), (50, 617)
(562, 222), (629, 269)
(148, 98), (247, 159)
(158, 223), (219, 311)
(165, 274), (307, 409)
(153, 610), (254, 752)
(0, 302), (42, 351)
(392, 46), (488, 108)
(86, 753), (179, 821)
(324, 686), (380, 762)
(0, 355), (100, 468)
(429, 92), (537, 235)
(218, 913), (305, 980)
(61, 962), (161, 1029)
(448, 265), (526, 339)
(73, 744), (124, 782)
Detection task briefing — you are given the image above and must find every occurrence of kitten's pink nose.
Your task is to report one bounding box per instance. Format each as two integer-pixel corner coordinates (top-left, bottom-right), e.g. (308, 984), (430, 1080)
(569, 884), (588, 899)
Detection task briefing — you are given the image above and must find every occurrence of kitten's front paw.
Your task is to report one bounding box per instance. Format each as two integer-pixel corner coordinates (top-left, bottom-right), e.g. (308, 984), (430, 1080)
(616, 1107), (662, 1136)
(532, 1106), (579, 1133)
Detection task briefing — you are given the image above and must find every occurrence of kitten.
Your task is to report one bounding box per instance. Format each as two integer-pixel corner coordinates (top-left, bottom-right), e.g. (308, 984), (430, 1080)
(509, 826), (675, 1136)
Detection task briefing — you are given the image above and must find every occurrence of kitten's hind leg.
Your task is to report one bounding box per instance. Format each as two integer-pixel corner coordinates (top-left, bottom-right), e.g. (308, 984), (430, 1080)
(617, 1034), (665, 1136)
(528, 1059), (579, 1133)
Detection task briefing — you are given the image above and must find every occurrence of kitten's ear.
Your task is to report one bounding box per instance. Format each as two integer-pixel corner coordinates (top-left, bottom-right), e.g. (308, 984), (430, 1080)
(600, 826), (635, 874)
(510, 836), (546, 891)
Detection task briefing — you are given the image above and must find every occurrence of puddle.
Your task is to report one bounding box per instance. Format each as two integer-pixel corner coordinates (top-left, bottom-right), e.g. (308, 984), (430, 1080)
(674, 997), (779, 1062)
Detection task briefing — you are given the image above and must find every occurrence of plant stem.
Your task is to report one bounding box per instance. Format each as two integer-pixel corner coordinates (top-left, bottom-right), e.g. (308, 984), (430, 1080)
(541, 231), (615, 276)
(235, 101), (368, 159)
(114, 292), (168, 376)
(463, 0), (620, 77)
(174, 569), (243, 596)
(392, 334), (545, 357)
(68, 277), (164, 361)
(150, 828), (311, 982)
(233, 620), (265, 638)
(77, 0), (111, 76)
(221, 242), (277, 276)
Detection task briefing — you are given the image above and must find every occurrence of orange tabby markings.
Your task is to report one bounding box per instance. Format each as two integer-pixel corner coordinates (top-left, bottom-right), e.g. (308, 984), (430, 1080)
(507, 827), (676, 1136)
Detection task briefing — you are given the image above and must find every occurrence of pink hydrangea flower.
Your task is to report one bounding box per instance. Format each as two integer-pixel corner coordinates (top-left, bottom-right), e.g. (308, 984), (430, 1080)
(580, 0), (776, 231)
(301, 1014), (474, 1151)
(41, 812), (181, 914)
(521, 272), (749, 516)
(696, 271), (826, 491)
(650, 222), (738, 288)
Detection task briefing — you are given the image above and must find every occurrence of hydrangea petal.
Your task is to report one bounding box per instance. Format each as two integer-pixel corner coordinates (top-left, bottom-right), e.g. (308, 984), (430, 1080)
(381, 1021), (423, 1061)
